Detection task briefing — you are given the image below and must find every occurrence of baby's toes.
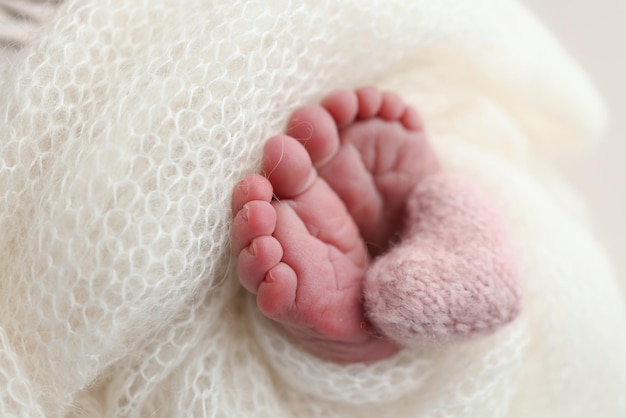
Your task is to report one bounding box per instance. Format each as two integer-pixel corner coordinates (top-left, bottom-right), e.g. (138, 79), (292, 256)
(231, 200), (276, 259)
(286, 106), (341, 168)
(232, 199), (284, 295)
(355, 86), (383, 118)
(262, 135), (317, 199)
(321, 90), (359, 126)
(355, 87), (422, 130)
(400, 106), (423, 131)
(256, 262), (299, 321)
(237, 235), (283, 293)
(231, 173), (273, 216)
(377, 91), (405, 121)
(254, 201), (311, 322)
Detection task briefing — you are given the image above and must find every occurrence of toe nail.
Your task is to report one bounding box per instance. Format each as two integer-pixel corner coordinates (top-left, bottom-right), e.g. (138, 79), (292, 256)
(240, 205), (249, 223)
(238, 179), (250, 194)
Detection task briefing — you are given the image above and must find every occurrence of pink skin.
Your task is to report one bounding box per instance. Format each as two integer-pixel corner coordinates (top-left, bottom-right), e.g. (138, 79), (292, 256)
(231, 87), (440, 363)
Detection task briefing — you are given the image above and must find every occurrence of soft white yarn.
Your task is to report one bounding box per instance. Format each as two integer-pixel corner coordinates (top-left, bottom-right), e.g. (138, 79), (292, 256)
(1, 0), (625, 417)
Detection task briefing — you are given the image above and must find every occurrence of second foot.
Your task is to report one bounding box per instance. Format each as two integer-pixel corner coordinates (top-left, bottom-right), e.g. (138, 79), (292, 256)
(287, 86), (440, 254)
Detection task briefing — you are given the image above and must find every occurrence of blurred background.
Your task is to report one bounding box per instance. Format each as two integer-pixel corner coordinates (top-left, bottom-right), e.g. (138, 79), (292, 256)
(523, 0), (626, 285)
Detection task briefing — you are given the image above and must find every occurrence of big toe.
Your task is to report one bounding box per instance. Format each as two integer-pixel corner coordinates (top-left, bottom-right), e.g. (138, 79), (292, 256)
(263, 135), (317, 198)
(286, 105), (342, 168)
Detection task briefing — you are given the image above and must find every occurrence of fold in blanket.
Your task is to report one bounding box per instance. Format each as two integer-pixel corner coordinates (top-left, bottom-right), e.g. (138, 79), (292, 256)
(0, 1), (624, 417)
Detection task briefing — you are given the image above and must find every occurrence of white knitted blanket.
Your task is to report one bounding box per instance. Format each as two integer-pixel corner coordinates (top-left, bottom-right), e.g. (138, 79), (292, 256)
(1, 1), (625, 417)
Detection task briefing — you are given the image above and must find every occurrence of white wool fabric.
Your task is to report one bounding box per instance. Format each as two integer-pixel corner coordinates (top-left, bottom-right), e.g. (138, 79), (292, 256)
(1, 0), (625, 417)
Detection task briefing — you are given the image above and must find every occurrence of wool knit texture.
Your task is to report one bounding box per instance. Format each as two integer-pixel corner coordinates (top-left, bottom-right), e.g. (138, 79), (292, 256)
(1, 0), (625, 417)
(364, 173), (521, 346)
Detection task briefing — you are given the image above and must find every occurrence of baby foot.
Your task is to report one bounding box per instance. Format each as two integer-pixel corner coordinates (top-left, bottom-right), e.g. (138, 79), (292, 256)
(285, 87), (521, 346)
(233, 86), (520, 362)
(231, 135), (399, 363)
(286, 86), (440, 255)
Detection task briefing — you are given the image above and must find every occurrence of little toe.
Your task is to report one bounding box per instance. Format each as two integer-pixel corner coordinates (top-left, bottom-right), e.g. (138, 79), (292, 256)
(231, 173), (273, 216)
(286, 106), (341, 167)
(355, 86), (383, 118)
(321, 89), (359, 126)
(254, 201), (309, 323)
(400, 106), (423, 131)
(378, 91), (405, 121)
(237, 235), (283, 293)
(262, 135), (317, 198)
(257, 262), (298, 321)
(231, 200), (276, 256)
